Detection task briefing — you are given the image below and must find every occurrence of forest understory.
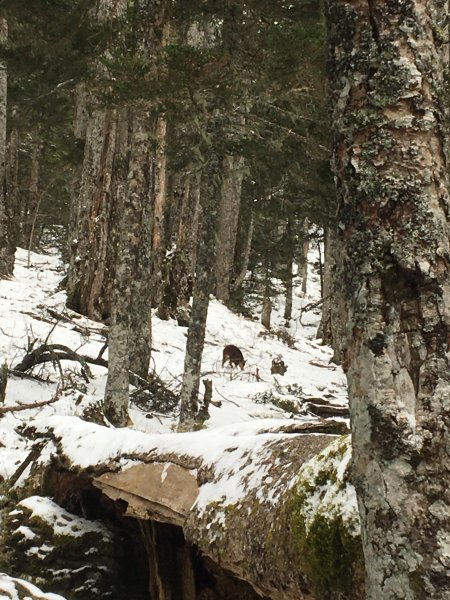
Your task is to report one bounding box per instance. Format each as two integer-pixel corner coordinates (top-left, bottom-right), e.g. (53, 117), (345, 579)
(0, 243), (358, 600)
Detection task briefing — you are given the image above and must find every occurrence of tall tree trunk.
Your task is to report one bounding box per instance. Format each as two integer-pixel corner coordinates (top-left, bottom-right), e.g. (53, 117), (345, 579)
(103, 110), (130, 426)
(150, 115), (168, 308)
(22, 132), (42, 250)
(157, 170), (201, 321)
(0, 19), (15, 278)
(5, 124), (18, 246)
(283, 218), (294, 325)
(127, 110), (154, 381)
(104, 107), (155, 424)
(317, 227), (334, 345)
(178, 156), (220, 430)
(316, 226), (347, 366)
(104, 0), (167, 425)
(231, 208), (254, 293)
(298, 217), (309, 294)
(66, 0), (126, 320)
(214, 155), (244, 302)
(326, 0), (450, 597)
(67, 108), (118, 319)
(261, 262), (272, 330)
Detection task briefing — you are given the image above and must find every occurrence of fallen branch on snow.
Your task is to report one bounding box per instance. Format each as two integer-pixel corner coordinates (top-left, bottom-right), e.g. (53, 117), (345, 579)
(0, 385), (63, 416)
(12, 343), (108, 380)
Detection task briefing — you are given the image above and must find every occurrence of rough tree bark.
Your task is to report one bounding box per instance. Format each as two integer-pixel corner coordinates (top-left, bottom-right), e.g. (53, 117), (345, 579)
(178, 156), (220, 430)
(103, 110), (131, 427)
(67, 107), (118, 320)
(214, 155), (245, 302)
(66, 0), (126, 320)
(326, 0), (450, 597)
(156, 169), (201, 321)
(0, 19), (15, 278)
(150, 114), (168, 308)
(104, 108), (155, 424)
(317, 227), (348, 365)
(104, 0), (168, 425)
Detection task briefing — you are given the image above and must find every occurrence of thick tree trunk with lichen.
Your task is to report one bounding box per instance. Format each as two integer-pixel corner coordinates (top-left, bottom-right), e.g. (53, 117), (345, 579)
(104, 0), (167, 426)
(326, 0), (450, 597)
(104, 108), (154, 425)
(214, 155), (245, 302)
(178, 156), (220, 430)
(0, 19), (14, 278)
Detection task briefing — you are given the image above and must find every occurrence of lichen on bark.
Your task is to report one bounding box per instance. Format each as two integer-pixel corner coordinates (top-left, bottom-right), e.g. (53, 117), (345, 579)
(325, 0), (450, 596)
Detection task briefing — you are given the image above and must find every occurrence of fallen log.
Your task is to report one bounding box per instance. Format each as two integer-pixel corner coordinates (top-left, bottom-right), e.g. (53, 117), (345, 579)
(24, 415), (363, 600)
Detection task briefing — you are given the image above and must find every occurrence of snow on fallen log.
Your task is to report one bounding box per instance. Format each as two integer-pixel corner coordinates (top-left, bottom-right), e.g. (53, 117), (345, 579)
(29, 415), (362, 600)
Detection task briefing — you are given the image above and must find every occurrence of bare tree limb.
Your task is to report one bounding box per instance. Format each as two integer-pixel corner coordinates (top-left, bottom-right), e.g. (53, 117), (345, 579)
(0, 385), (62, 416)
(6, 442), (45, 488)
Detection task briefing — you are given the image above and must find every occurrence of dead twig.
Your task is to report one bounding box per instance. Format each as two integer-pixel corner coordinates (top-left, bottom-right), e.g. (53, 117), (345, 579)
(45, 307), (106, 336)
(9, 369), (53, 383)
(0, 385), (63, 416)
(6, 442), (45, 488)
(214, 387), (240, 407)
(298, 297), (325, 324)
(309, 360), (337, 371)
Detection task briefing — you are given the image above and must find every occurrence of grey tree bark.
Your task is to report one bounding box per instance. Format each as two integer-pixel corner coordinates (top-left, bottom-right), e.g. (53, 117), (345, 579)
(104, 0), (168, 426)
(104, 108), (155, 425)
(150, 115), (168, 308)
(178, 156), (221, 430)
(326, 0), (450, 597)
(214, 155), (245, 302)
(103, 110), (130, 426)
(0, 19), (15, 278)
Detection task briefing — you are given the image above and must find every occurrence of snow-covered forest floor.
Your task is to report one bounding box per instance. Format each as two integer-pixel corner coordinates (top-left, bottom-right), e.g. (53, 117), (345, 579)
(0, 246), (356, 599)
(0, 245), (347, 479)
